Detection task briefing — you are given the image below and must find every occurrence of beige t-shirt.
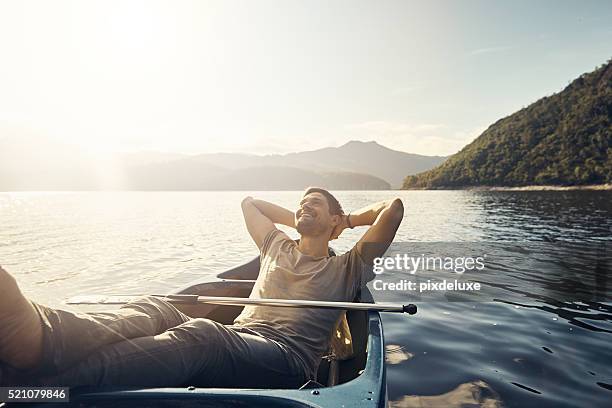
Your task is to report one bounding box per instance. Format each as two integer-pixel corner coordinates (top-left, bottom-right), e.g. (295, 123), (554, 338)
(234, 229), (373, 379)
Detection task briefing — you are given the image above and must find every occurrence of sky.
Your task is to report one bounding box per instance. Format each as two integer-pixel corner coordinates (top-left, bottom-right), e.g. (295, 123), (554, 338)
(0, 0), (610, 157)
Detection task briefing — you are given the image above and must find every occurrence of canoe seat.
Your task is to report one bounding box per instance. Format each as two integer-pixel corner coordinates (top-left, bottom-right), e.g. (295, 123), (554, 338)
(330, 312), (354, 360)
(317, 312), (354, 386)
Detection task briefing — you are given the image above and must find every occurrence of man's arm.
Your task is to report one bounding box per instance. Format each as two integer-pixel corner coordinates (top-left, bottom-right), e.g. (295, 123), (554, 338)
(241, 197), (295, 249)
(342, 198), (404, 265)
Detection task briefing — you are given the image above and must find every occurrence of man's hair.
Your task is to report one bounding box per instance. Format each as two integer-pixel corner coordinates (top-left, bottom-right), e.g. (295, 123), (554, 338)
(303, 187), (344, 216)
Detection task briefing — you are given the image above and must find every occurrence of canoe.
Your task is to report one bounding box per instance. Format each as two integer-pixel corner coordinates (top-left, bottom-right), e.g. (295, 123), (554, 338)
(26, 255), (387, 408)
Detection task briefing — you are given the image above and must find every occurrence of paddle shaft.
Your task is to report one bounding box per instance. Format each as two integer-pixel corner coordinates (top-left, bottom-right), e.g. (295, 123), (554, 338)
(66, 294), (417, 314)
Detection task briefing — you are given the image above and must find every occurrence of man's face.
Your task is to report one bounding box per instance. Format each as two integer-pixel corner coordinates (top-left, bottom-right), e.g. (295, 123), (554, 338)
(295, 192), (336, 237)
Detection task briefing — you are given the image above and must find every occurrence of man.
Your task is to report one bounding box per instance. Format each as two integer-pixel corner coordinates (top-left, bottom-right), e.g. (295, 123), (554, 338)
(0, 188), (403, 387)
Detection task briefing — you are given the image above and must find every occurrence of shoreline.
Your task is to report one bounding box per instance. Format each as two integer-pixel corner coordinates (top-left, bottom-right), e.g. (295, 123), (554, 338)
(403, 184), (612, 191)
(467, 184), (612, 191)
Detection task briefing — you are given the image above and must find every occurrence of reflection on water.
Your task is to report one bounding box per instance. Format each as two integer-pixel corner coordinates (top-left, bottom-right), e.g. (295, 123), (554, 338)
(385, 344), (414, 365)
(390, 380), (502, 408)
(1, 191), (611, 407)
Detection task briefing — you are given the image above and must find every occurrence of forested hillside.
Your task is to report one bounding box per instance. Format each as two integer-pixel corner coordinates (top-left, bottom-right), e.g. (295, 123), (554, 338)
(403, 60), (611, 189)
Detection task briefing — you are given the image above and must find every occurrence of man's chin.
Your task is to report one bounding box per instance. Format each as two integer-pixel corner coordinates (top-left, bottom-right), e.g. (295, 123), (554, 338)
(296, 224), (329, 239)
(296, 222), (319, 236)
(296, 224), (312, 235)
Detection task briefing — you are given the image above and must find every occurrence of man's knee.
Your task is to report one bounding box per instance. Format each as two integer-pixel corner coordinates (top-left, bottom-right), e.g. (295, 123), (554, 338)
(117, 296), (186, 334)
(167, 318), (226, 354)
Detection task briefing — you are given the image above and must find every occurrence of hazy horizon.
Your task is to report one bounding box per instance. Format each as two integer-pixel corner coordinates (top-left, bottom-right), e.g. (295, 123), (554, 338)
(1, 0), (611, 157)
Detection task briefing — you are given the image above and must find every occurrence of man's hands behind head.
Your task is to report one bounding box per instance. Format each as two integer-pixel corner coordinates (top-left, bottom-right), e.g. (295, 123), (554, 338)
(330, 214), (349, 240)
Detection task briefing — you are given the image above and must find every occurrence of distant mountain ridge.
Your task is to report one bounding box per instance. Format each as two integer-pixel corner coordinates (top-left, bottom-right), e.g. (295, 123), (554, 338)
(0, 139), (443, 190)
(127, 161), (391, 190)
(183, 140), (446, 188)
(403, 60), (612, 189)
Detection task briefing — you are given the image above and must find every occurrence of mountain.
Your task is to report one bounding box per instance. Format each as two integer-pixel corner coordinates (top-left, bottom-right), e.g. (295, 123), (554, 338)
(403, 60), (612, 189)
(0, 138), (441, 190)
(0, 138), (404, 190)
(216, 167), (390, 191)
(126, 162), (390, 190)
(281, 141), (446, 188)
(184, 141), (446, 188)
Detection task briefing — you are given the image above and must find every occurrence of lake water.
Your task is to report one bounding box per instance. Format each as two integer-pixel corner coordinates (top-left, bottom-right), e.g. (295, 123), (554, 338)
(1, 191), (611, 407)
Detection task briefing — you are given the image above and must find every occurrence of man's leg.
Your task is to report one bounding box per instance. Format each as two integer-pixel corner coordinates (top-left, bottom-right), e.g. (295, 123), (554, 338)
(34, 296), (192, 375)
(190, 325), (308, 389)
(41, 319), (307, 389)
(0, 266), (43, 370)
(0, 266), (190, 376)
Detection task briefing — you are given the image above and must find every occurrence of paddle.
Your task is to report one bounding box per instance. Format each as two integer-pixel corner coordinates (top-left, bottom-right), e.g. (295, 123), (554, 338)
(66, 294), (418, 314)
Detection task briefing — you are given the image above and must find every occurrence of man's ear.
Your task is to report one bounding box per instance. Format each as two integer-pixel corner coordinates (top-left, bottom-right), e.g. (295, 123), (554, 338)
(331, 214), (341, 226)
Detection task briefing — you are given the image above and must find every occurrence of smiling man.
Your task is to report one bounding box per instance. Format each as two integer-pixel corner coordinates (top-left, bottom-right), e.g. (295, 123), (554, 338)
(0, 187), (403, 388)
